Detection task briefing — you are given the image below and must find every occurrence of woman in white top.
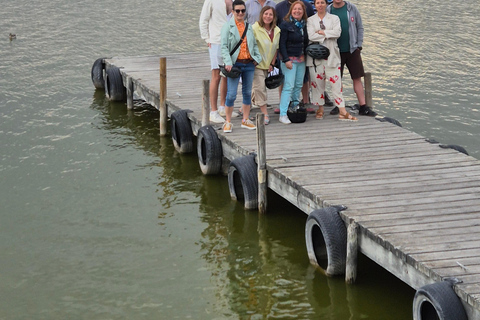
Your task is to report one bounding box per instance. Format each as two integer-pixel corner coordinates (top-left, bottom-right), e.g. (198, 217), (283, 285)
(306, 0), (357, 121)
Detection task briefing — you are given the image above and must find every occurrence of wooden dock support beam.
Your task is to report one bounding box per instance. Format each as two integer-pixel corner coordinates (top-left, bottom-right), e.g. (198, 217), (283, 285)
(159, 57), (167, 136)
(126, 76), (134, 110)
(346, 221), (358, 284)
(364, 72), (372, 108)
(256, 113), (267, 214)
(201, 79), (210, 127)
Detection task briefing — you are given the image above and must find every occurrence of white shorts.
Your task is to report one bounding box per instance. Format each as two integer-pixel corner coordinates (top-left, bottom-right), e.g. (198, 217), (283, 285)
(208, 44), (223, 70)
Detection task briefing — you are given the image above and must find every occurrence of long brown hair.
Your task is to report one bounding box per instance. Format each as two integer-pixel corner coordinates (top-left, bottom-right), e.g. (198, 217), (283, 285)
(284, 1), (308, 22)
(258, 6), (277, 29)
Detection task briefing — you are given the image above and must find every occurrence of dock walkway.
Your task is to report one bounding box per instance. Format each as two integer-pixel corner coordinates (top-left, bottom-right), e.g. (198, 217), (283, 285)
(104, 52), (480, 319)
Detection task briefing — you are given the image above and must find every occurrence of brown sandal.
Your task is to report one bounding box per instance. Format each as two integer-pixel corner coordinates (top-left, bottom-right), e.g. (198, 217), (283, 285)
(339, 112), (358, 122)
(315, 107), (324, 120)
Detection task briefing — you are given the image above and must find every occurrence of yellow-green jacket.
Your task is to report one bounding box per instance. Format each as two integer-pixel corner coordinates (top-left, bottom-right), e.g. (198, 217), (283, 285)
(252, 21), (280, 70)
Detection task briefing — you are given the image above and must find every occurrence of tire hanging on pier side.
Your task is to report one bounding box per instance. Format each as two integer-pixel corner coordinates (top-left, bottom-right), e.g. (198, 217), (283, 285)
(413, 281), (467, 320)
(170, 110), (194, 154)
(105, 66), (126, 102)
(228, 154), (258, 210)
(91, 57), (106, 90)
(197, 125), (222, 175)
(305, 207), (347, 276)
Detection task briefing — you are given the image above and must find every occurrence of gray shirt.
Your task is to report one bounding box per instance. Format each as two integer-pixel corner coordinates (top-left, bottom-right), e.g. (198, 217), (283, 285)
(245, 0), (276, 24)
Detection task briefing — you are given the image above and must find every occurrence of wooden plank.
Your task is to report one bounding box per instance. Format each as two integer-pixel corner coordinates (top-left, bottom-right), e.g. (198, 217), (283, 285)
(105, 55), (480, 318)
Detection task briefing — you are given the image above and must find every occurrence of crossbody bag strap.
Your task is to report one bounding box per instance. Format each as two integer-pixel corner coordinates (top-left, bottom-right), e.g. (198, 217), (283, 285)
(229, 23), (249, 56)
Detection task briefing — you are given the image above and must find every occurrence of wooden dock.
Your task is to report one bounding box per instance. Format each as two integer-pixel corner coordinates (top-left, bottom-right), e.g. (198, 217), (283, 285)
(101, 52), (480, 319)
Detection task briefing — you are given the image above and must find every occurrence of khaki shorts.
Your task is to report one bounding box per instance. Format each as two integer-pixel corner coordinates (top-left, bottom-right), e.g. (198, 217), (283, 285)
(252, 68), (269, 107)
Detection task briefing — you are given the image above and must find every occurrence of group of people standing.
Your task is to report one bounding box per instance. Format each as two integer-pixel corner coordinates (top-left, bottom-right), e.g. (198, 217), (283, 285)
(200, 0), (376, 133)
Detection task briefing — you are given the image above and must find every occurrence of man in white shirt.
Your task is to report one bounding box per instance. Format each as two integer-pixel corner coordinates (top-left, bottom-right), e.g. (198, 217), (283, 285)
(199, 0), (234, 123)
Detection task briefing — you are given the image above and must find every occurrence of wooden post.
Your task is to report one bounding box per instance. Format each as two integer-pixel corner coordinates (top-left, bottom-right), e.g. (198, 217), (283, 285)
(159, 57), (167, 136)
(364, 72), (373, 108)
(202, 79), (210, 127)
(256, 113), (267, 214)
(126, 76), (134, 110)
(346, 221), (358, 284)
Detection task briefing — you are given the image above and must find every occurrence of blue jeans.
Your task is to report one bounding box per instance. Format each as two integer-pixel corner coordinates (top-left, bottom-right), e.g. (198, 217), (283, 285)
(279, 61), (306, 116)
(226, 61), (256, 107)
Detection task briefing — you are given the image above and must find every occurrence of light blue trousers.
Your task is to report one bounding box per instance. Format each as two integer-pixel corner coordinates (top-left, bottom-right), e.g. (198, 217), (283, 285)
(279, 61), (306, 116)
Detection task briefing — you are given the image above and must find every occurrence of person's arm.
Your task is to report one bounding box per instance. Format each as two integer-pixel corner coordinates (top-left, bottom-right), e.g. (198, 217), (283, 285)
(278, 23), (289, 63)
(269, 49), (278, 72)
(303, 25), (309, 51)
(199, 0), (212, 44)
(307, 16), (324, 43)
(324, 15), (341, 40)
(250, 29), (262, 66)
(279, 23), (293, 69)
(220, 24), (233, 69)
(355, 8), (364, 49)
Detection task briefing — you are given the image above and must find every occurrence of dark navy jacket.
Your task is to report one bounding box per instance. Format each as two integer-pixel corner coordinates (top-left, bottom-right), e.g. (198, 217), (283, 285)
(278, 21), (309, 62)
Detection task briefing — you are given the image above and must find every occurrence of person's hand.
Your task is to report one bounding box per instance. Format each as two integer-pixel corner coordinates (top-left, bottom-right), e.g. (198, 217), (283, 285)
(225, 65), (232, 72)
(207, 43), (211, 48)
(285, 61), (293, 70)
(268, 65), (273, 72)
(317, 30), (325, 36)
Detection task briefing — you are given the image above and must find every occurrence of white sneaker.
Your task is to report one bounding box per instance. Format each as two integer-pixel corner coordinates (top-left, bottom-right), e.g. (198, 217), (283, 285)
(218, 107), (226, 117)
(210, 111), (225, 123)
(251, 104), (260, 109)
(279, 115), (291, 124)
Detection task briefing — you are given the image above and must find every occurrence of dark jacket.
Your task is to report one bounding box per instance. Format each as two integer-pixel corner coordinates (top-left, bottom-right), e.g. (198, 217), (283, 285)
(278, 20), (309, 62)
(275, 0), (315, 27)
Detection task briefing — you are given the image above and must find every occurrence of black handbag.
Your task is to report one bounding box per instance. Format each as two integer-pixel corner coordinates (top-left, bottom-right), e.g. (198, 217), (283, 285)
(219, 65), (242, 78)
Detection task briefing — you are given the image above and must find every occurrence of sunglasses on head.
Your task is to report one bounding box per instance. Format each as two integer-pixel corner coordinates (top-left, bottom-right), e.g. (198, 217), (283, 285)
(234, 9), (246, 13)
(320, 20), (325, 30)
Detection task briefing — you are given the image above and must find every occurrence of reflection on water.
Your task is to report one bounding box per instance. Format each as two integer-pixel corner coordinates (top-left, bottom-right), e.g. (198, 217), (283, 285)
(0, 0), (478, 318)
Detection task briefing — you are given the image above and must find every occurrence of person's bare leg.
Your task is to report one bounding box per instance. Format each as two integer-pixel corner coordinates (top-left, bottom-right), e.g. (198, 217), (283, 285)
(301, 81), (309, 103)
(219, 76), (227, 107)
(260, 104), (268, 116)
(353, 78), (366, 106)
(225, 106), (233, 123)
(242, 104), (250, 121)
(210, 69), (221, 111)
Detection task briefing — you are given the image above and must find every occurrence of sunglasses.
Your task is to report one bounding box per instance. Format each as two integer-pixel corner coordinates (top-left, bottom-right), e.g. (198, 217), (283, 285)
(320, 20), (325, 30)
(234, 9), (246, 13)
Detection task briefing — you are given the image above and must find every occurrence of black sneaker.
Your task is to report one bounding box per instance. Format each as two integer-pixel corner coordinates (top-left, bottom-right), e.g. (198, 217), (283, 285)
(330, 106), (339, 115)
(359, 105), (377, 117)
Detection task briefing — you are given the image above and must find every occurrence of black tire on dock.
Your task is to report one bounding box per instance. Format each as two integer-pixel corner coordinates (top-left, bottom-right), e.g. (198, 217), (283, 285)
(228, 154), (258, 210)
(105, 67), (126, 102)
(412, 281), (467, 320)
(305, 207), (347, 276)
(170, 110), (194, 154)
(91, 58), (106, 90)
(197, 125), (222, 175)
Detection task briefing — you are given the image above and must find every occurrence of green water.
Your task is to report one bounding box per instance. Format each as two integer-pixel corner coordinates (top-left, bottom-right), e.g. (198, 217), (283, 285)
(1, 0), (478, 318)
